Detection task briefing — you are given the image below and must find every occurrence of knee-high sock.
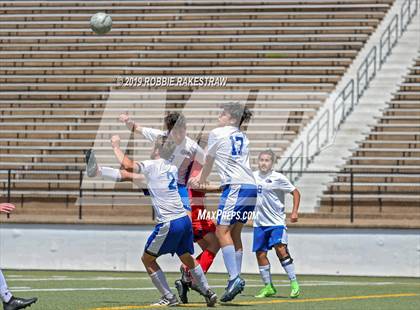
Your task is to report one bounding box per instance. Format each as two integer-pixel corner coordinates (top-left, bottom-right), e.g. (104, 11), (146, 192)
(221, 245), (238, 281)
(150, 270), (173, 299)
(280, 257), (297, 281)
(0, 270), (12, 303)
(235, 250), (243, 275)
(197, 249), (216, 273)
(99, 167), (121, 182)
(259, 264), (272, 285)
(189, 264), (210, 294)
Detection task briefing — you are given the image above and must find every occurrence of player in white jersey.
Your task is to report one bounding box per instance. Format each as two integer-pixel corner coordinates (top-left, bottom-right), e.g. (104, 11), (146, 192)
(119, 111), (205, 212)
(85, 136), (217, 307)
(118, 112), (220, 303)
(253, 150), (300, 299)
(189, 102), (257, 302)
(0, 203), (38, 310)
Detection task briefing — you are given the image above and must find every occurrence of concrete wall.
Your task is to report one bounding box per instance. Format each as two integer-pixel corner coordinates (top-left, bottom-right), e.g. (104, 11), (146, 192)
(0, 224), (419, 277)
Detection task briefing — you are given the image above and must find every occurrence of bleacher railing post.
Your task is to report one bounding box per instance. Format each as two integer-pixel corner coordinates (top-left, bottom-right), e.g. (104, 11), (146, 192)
(350, 170), (354, 223)
(79, 170), (83, 220)
(7, 169), (11, 219)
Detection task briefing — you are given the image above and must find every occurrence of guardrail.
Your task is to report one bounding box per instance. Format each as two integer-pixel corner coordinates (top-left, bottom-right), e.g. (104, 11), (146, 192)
(280, 0), (419, 180)
(2, 169), (419, 224)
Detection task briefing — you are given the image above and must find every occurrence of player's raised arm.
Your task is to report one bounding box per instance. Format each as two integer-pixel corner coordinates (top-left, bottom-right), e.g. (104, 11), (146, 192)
(290, 188), (300, 223)
(110, 134), (138, 172)
(119, 112), (144, 134)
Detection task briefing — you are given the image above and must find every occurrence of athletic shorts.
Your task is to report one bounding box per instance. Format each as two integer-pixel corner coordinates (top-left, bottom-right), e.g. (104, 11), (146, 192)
(217, 184), (257, 226)
(144, 215), (194, 257)
(188, 188), (216, 242)
(192, 216), (216, 242)
(252, 225), (288, 252)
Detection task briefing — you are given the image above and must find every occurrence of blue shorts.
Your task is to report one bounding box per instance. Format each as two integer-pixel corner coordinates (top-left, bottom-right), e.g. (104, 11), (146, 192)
(178, 184), (191, 211)
(252, 225), (288, 252)
(217, 184), (257, 226)
(144, 215), (194, 257)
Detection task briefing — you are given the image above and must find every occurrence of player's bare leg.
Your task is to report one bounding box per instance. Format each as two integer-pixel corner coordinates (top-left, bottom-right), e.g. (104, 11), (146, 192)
(178, 253), (217, 307)
(274, 244), (300, 298)
(216, 224), (245, 302)
(141, 252), (179, 306)
(255, 251), (277, 298)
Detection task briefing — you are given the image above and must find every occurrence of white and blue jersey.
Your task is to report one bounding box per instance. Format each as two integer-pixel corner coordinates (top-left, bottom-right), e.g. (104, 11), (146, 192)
(142, 127), (205, 211)
(207, 126), (255, 186)
(207, 126), (257, 225)
(252, 170), (295, 252)
(139, 158), (193, 257)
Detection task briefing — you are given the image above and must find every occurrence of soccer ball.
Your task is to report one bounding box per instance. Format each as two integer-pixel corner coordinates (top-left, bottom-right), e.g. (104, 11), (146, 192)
(90, 12), (112, 35)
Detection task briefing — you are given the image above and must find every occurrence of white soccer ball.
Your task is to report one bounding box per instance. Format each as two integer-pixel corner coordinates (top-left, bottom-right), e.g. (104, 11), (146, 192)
(90, 12), (112, 35)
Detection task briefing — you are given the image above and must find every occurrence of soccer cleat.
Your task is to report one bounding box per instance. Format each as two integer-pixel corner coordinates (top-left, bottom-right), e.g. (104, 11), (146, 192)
(204, 289), (217, 307)
(3, 296), (38, 310)
(290, 280), (300, 298)
(85, 149), (98, 177)
(150, 295), (179, 307)
(220, 276), (245, 302)
(174, 279), (189, 304)
(255, 283), (277, 298)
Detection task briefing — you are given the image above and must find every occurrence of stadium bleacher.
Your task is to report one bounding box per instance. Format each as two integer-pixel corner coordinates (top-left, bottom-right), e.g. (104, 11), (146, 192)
(0, 0), (397, 223)
(320, 51), (420, 220)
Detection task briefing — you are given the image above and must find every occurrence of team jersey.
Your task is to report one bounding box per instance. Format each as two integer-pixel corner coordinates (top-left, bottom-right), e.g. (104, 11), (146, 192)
(253, 170), (295, 227)
(142, 127), (205, 185)
(207, 126), (255, 186)
(139, 158), (187, 223)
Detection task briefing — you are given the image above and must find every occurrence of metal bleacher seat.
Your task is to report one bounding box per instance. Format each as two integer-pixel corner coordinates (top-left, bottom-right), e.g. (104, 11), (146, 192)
(320, 52), (420, 219)
(0, 0), (395, 223)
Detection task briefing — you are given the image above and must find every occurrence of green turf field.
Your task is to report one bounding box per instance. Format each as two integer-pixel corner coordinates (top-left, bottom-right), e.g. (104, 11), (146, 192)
(3, 270), (419, 310)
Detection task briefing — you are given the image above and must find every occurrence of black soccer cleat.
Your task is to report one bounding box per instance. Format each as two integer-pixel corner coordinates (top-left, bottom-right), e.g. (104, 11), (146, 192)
(204, 289), (217, 307)
(85, 149), (98, 177)
(174, 279), (189, 304)
(3, 296), (38, 310)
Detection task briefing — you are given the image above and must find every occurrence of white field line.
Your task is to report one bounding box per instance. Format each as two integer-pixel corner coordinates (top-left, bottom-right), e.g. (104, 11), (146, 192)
(10, 281), (419, 293)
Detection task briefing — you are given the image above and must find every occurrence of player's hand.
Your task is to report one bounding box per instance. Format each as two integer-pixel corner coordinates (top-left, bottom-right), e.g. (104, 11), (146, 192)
(290, 212), (298, 223)
(0, 203), (15, 214)
(118, 113), (130, 124)
(188, 176), (200, 189)
(111, 135), (121, 148)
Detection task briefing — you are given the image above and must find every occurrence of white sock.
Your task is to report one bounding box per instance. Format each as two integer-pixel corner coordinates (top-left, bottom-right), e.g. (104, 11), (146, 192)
(0, 270), (12, 303)
(150, 270), (173, 299)
(259, 264), (272, 285)
(189, 264), (210, 293)
(99, 167), (121, 182)
(221, 245), (238, 281)
(235, 250), (243, 275)
(281, 257), (297, 281)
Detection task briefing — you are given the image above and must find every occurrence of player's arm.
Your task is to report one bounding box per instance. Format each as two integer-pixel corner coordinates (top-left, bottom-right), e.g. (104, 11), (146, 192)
(289, 188), (300, 223)
(189, 155), (215, 188)
(119, 112), (144, 134)
(110, 135), (137, 172)
(0, 203), (15, 213)
(194, 182), (222, 193)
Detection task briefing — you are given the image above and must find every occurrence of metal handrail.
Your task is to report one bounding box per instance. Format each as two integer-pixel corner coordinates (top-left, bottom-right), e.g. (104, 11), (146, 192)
(306, 109), (329, 165)
(401, 0), (419, 33)
(380, 14), (399, 67)
(280, 142), (303, 182)
(280, 0), (418, 182)
(332, 79), (354, 133)
(357, 45), (377, 100)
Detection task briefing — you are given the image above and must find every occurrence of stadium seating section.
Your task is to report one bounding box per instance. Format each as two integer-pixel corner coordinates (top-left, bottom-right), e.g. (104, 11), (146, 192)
(320, 51), (420, 221)
(0, 0), (401, 223)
